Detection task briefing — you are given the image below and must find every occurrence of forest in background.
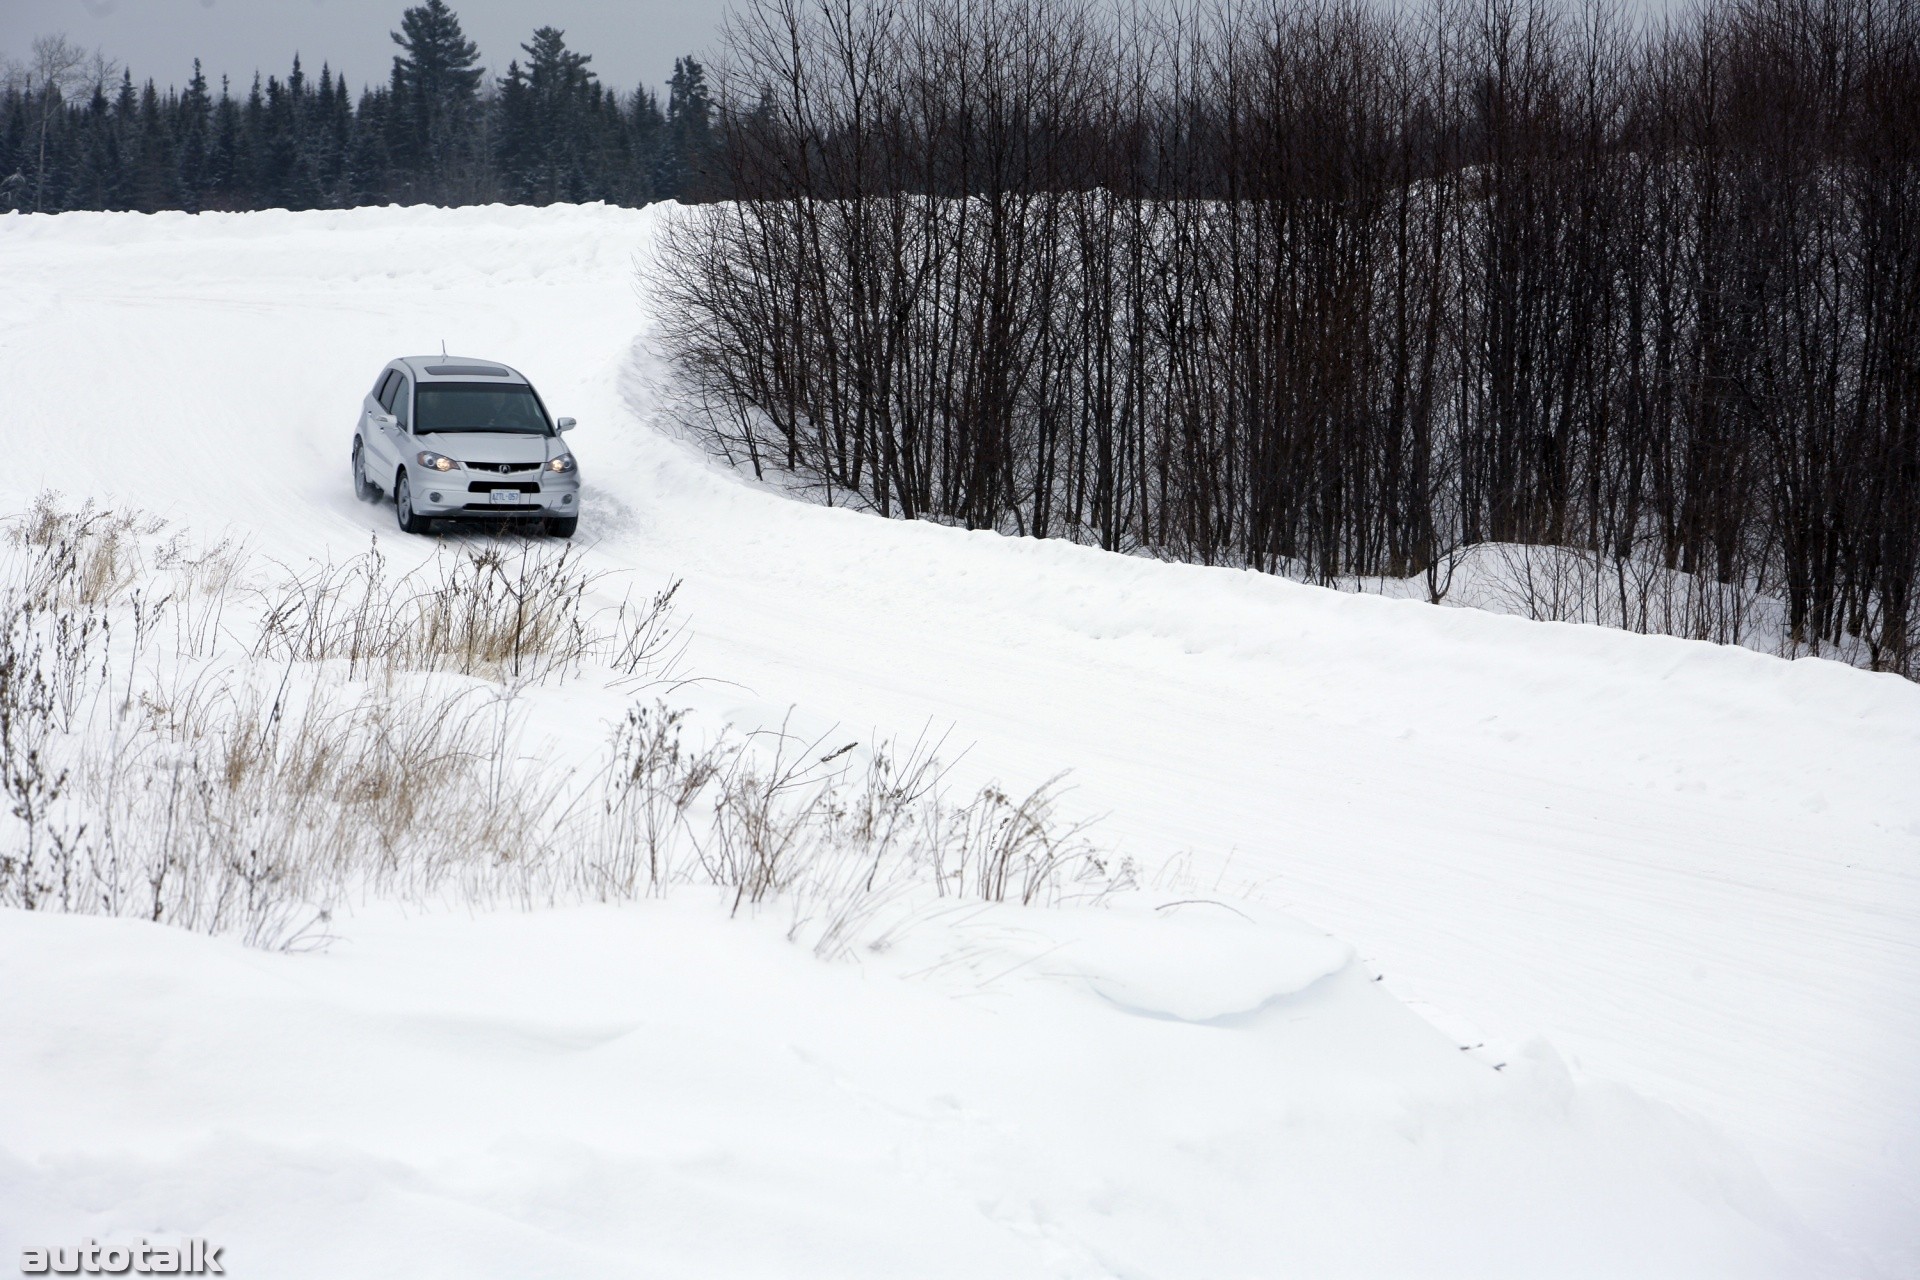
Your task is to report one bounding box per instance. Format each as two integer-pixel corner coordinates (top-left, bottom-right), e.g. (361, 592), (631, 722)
(659, 0), (1919, 676)
(0, 0), (715, 211)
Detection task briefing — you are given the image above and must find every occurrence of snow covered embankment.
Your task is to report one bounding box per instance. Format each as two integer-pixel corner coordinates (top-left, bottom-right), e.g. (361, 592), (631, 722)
(0, 894), (1838, 1279)
(0, 501), (1841, 1277)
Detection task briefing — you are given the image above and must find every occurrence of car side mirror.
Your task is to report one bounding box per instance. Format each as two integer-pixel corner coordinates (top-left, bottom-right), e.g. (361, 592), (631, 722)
(370, 412), (397, 430)
(556, 417), (577, 433)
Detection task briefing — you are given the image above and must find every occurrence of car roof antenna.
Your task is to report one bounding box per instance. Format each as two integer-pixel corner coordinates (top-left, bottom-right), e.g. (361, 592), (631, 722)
(440, 339), (448, 356)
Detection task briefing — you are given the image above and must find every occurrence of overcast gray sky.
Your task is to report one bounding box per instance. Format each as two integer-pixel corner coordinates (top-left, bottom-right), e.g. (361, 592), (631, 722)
(1, 0), (722, 97)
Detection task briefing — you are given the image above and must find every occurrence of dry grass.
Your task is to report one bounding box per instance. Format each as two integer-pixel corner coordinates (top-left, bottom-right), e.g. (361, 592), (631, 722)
(1, 494), (1123, 952)
(253, 537), (683, 686)
(76, 676), (558, 946)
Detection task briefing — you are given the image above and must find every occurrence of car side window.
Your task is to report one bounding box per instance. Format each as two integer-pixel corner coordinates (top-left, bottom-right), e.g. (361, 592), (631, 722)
(392, 375), (412, 429)
(375, 370), (397, 410)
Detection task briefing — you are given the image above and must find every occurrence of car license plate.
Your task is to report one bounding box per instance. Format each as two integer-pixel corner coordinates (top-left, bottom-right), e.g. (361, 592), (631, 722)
(491, 489), (523, 505)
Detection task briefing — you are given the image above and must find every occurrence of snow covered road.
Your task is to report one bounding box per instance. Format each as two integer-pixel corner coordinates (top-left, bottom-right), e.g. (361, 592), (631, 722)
(1, 203), (1915, 1276)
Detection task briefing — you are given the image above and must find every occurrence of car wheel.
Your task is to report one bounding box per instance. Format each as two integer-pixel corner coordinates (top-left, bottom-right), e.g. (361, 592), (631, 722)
(352, 437), (380, 501)
(546, 516), (578, 539)
(395, 472), (431, 534)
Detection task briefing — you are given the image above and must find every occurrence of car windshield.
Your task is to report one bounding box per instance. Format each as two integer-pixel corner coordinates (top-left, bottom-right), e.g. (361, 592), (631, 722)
(415, 382), (550, 435)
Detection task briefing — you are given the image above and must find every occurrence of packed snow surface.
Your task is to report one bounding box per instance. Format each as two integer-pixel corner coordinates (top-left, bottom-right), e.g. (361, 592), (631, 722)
(2, 203), (1916, 1277)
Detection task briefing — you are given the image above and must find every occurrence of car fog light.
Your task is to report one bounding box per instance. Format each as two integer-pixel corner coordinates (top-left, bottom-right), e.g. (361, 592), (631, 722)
(429, 492), (442, 503)
(563, 494), (574, 505)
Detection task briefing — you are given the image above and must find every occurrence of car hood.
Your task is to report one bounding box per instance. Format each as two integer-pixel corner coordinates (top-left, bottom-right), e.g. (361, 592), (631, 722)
(419, 432), (556, 464)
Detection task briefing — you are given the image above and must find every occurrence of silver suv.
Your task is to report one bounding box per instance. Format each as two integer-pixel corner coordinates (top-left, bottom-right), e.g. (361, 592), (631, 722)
(352, 356), (582, 537)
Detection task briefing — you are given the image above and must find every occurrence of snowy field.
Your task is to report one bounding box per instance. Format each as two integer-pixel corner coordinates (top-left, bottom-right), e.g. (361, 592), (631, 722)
(1, 203), (1916, 1277)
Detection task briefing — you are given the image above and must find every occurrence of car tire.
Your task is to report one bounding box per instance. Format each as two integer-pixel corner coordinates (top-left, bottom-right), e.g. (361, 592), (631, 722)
(546, 516), (578, 539)
(352, 437), (380, 501)
(395, 471), (431, 534)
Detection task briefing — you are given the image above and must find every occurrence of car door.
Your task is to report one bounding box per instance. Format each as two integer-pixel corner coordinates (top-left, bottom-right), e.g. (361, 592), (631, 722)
(370, 370), (411, 480)
(361, 369), (395, 471)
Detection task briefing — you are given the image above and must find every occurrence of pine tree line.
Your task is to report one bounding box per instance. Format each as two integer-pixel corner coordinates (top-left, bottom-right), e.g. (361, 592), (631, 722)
(0, 0), (715, 212)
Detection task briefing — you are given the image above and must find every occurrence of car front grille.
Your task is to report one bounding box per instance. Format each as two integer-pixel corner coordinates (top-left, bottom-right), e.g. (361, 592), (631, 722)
(467, 480), (540, 494)
(466, 461), (541, 475)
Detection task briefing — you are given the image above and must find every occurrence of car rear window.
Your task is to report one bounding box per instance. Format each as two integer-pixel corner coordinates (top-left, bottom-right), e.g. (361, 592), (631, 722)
(414, 382), (550, 435)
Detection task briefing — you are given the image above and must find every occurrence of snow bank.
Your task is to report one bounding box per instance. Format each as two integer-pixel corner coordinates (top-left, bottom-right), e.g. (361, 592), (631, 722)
(0, 899), (1844, 1278)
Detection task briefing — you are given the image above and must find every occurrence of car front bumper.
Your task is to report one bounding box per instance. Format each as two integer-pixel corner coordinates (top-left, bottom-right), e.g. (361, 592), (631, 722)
(407, 466), (581, 519)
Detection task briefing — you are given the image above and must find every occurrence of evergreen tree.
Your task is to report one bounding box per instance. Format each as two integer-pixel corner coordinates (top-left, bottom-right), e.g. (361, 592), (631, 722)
(350, 84), (394, 203)
(389, 0), (484, 201)
(242, 73), (267, 200)
(132, 78), (175, 211)
(209, 76), (241, 207)
(280, 55), (325, 209)
(71, 80), (120, 210)
(590, 86), (631, 202)
(496, 27), (595, 205)
(629, 85), (666, 203)
(661, 56), (712, 200)
(381, 61), (411, 198)
(103, 71), (137, 212)
(0, 92), (27, 209)
(495, 60), (536, 202)
(315, 64), (352, 202)
(259, 72), (295, 206)
(177, 60), (212, 209)
(112, 71), (136, 130)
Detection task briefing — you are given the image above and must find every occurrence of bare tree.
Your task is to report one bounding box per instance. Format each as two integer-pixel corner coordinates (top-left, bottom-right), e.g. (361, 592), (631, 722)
(657, 0), (1920, 678)
(21, 34), (91, 211)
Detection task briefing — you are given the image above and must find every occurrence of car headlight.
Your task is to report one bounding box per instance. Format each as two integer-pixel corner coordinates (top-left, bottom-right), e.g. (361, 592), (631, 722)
(415, 450), (458, 472)
(548, 453), (576, 473)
